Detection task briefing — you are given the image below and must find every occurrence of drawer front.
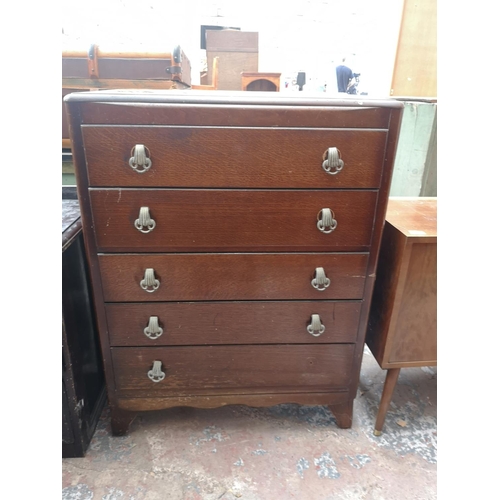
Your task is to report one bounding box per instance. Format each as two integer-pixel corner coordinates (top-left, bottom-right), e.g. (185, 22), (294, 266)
(112, 344), (355, 395)
(82, 126), (387, 188)
(99, 253), (368, 302)
(90, 189), (377, 252)
(106, 301), (362, 346)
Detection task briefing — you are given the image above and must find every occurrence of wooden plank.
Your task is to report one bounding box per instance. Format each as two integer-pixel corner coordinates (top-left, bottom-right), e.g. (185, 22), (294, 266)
(62, 78), (189, 90)
(391, 0), (437, 97)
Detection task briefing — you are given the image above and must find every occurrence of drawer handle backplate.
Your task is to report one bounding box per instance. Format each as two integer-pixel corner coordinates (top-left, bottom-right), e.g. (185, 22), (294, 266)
(311, 267), (330, 291)
(317, 208), (337, 233)
(144, 316), (163, 339)
(307, 314), (325, 336)
(147, 360), (165, 383)
(134, 207), (156, 233)
(140, 268), (160, 293)
(129, 144), (152, 173)
(322, 147), (344, 175)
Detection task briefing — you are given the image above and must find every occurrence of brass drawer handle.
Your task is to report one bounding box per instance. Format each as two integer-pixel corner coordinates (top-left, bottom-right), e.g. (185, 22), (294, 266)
(311, 267), (330, 291)
(129, 144), (152, 173)
(307, 314), (325, 337)
(144, 316), (163, 339)
(317, 208), (337, 233)
(322, 147), (344, 175)
(140, 268), (160, 293)
(134, 207), (156, 233)
(147, 360), (165, 383)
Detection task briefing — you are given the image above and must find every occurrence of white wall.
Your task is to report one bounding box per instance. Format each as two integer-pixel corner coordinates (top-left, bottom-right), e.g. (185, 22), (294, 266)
(62, 0), (404, 96)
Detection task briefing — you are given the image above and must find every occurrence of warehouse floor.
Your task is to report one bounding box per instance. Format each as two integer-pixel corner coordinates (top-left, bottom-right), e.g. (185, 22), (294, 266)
(62, 347), (437, 500)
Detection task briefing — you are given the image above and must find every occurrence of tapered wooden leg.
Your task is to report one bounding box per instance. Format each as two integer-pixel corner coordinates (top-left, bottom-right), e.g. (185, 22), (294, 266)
(374, 368), (401, 436)
(328, 400), (353, 429)
(110, 407), (136, 436)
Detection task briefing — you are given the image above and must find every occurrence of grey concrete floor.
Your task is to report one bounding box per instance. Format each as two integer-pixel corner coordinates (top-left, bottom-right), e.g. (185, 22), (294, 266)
(62, 347), (437, 500)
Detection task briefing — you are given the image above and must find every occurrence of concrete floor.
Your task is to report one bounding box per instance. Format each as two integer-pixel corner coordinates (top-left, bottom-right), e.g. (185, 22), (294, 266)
(62, 347), (437, 500)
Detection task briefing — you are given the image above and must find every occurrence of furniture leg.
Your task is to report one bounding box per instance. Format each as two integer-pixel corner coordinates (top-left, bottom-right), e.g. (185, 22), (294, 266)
(328, 400), (353, 429)
(110, 407), (136, 436)
(374, 368), (401, 436)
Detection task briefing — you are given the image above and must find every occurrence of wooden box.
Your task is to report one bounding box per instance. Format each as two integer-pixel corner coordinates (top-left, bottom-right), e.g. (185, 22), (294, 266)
(206, 31), (258, 90)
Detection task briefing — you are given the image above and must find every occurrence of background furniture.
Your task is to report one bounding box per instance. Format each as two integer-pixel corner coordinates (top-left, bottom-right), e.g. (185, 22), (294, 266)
(241, 72), (281, 91)
(192, 57), (219, 91)
(390, 0), (437, 97)
(62, 44), (191, 149)
(62, 189), (106, 457)
(366, 197), (437, 435)
(65, 90), (403, 435)
(206, 30), (258, 90)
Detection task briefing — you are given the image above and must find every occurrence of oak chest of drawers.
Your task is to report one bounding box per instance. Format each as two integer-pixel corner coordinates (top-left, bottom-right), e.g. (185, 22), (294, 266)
(65, 90), (403, 435)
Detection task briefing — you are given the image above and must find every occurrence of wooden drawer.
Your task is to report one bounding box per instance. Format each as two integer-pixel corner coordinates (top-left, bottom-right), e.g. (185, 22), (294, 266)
(82, 126), (387, 188)
(90, 189), (377, 252)
(99, 253), (368, 302)
(106, 301), (362, 346)
(112, 344), (355, 396)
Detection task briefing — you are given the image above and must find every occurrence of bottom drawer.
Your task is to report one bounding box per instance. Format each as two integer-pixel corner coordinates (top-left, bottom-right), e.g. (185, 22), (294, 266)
(112, 345), (355, 397)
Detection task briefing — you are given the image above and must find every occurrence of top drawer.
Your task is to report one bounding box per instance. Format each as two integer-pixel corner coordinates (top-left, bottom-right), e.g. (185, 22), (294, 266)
(82, 126), (387, 188)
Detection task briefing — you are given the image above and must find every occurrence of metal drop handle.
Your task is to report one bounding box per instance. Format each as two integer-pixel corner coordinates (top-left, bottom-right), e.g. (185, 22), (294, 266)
(322, 147), (344, 175)
(134, 207), (156, 233)
(307, 314), (325, 337)
(317, 208), (337, 233)
(140, 268), (160, 293)
(147, 360), (165, 383)
(144, 316), (163, 339)
(129, 144), (152, 173)
(311, 267), (331, 291)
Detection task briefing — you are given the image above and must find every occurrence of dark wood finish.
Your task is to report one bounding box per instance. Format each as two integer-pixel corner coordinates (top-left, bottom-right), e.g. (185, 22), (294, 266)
(62, 47), (190, 84)
(90, 189), (377, 252)
(98, 253), (369, 302)
(62, 199), (106, 457)
(75, 94), (395, 129)
(64, 90), (403, 433)
(106, 301), (362, 346)
(118, 392), (351, 412)
(112, 344), (355, 396)
(82, 127), (387, 189)
(329, 400), (354, 429)
(366, 197), (436, 434)
(110, 407), (137, 436)
(373, 368), (401, 435)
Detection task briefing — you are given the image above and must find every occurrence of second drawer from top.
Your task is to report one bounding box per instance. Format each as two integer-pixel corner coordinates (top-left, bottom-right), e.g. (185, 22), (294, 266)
(90, 189), (378, 252)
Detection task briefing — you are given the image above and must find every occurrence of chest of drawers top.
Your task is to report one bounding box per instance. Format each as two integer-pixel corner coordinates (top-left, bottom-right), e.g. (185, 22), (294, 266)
(65, 90), (402, 190)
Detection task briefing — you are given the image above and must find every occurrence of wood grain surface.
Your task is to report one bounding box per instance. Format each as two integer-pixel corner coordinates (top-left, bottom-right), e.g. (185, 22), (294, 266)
(112, 344), (355, 395)
(98, 252), (369, 302)
(106, 300), (362, 346)
(90, 189), (377, 252)
(83, 126), (387, 188)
